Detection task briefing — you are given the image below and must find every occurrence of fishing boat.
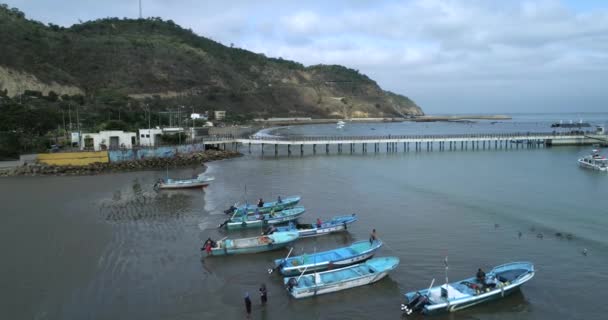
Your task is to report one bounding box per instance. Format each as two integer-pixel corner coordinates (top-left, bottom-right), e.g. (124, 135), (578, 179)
(154, 173), (214, 190)
(273, 239), (382, 276)
(578, 150), (608, 172)
(272, 214), (358, 238)
(221, 206), (306, 230)
(225, 196), (301, 214)
(283, 256), (399, 298)
(203, 231), (299, 256)
(401, 261), (535, 315)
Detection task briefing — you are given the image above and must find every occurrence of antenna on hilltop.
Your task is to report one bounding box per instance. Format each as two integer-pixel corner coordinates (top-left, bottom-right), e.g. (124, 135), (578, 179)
(138, 0), (142, 19)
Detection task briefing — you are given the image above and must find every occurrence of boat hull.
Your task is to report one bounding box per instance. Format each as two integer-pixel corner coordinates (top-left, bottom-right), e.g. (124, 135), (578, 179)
(235, 196), (301, 214)
(157, 181), (211, 189)
(284, 256), (399, 299)
(402, 261), (535, 315)
(276, 239), (382, 277)
(209, 240), (294, 256)
(578, 159), (608, 171)
(225, 207), (306, 230)
(275, 214), (357, 238)
(280, 250), (376, 276)
(288, 270), (390, 298)
(207, 231), (299, 256)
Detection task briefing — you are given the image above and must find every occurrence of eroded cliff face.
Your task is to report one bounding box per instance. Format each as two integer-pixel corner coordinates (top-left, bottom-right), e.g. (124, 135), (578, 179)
(0, 66), (83, 97)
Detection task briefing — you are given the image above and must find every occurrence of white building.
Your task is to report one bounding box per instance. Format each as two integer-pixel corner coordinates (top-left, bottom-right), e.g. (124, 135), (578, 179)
(138, 128), (163, 146)
(80, 130), (137, 151)
(214, 110), (226, 120)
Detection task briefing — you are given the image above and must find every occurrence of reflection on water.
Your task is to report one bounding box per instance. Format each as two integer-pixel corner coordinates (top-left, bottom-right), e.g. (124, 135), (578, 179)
(1, 117), (608, 320)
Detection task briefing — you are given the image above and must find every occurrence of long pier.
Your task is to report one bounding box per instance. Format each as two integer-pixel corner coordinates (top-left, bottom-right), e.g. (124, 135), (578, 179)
(202, 131), (607, 155)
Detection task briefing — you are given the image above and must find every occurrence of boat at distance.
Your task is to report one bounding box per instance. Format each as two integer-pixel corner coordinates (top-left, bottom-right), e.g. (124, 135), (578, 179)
(401, 261), (535, 315)
(225, 196), (301, 215)
(154, 173), (214, 190)
(578, 149), (608, 172)
(274, 239), (382, 276)
(221, 206), (306, 230)
(272, 214), (357, 238)
(203, 231), (299, 256)
(284, 256), (399, 298)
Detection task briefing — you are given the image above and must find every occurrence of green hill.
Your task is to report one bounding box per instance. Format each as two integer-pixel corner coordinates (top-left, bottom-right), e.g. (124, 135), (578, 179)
(0, 4), (423, 157)
(0, 5), (422, 117)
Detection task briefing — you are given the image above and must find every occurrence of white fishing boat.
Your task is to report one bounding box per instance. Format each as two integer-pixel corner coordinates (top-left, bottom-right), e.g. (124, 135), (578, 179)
(284, 256), (399, 298)
(154, 173), (215, 190)
(578, 150), (608, 172)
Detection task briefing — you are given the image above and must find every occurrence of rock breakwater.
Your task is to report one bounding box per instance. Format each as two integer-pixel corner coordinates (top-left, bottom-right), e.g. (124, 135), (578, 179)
(0, 150), (241, 177)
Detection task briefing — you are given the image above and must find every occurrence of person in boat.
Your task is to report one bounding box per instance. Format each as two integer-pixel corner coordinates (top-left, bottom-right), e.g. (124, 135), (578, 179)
(224, 204), (237, 214)
(369, 229), (377, 244)
(476, 268), (486, 284)
(257, 198), (264, 208)
(316, 218), (322, 228)
(263, 225), (277, 235)
(277, 196), (283, 203)
(202, 237), (215, 254)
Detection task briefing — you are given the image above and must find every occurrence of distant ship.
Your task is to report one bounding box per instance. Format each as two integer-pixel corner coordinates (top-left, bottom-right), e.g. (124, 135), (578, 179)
(551, 119), (591, 128)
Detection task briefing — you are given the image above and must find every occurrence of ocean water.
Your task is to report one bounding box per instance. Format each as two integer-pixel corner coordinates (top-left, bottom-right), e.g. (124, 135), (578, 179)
(1, 113), (607, 320)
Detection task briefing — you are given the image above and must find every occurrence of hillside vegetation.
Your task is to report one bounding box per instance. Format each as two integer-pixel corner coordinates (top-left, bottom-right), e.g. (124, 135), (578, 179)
(0, 4), (423, 158)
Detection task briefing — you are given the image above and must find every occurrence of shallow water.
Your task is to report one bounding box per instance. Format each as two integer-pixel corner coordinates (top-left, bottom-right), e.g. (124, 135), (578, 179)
(1, 115), (608, 320)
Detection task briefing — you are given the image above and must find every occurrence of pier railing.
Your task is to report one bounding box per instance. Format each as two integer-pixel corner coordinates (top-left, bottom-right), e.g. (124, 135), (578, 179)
(245, 131), (588, 142)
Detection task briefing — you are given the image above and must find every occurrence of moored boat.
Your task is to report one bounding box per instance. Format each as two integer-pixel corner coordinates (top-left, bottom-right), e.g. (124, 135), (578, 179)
(225, 196), (301, 214)
(202, 231), (299, 256)
(272, 214), (357, 238)
(154, 174), (214, 190)
(273, 239), (382, 276)
(578, 150), (608, 172)
(283, 256), (399, 298)
(221, 206), (306, 230)
(401, 261), (535, 315)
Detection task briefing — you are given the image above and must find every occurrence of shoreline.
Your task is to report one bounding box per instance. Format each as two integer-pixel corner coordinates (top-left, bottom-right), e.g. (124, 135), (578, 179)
(0, 149), (241, 177)
(251, 115), (511, 126)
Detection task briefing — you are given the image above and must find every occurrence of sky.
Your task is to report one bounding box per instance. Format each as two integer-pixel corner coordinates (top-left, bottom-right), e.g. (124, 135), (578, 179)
(4, 0), (608, 114)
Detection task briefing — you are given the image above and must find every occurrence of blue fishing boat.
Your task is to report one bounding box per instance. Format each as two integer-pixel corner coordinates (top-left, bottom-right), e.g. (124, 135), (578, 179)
(401, 262), (535, 315)
(272, 214), (357, 238)
(225, 196), (301, 214)
(221, 206), (306, 230)
(284, 256), (399, 298)
(273, 239), (382, 276)
(202, 231), (299, 256)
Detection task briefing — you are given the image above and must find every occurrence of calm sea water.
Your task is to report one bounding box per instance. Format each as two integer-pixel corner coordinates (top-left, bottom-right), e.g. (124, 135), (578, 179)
(1, 113), (608, 320)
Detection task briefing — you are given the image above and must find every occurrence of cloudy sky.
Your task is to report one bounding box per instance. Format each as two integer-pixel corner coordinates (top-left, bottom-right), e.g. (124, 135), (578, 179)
(5, 0), (608, 114)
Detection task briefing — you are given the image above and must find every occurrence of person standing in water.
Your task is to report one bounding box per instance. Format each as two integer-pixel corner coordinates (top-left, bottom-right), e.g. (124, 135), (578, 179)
(259, 284), (268, 305)
(369, 229), (377, 244)
(244, 292), (252, 318)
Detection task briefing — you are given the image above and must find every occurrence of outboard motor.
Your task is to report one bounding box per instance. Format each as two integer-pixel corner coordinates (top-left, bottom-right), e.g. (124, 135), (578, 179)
(224, 205), (237, 214)
(401, 292), (429, 315)
(286, 278), (298, 292)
